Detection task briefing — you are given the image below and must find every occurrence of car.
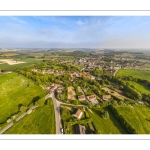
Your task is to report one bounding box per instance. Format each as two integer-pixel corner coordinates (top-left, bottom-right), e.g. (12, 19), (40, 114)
(60, 128), (63, 134)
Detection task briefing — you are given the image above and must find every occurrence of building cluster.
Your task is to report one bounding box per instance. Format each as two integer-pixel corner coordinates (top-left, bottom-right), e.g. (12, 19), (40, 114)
(30, 68), (65, 76)
(45, 83), (64, 94)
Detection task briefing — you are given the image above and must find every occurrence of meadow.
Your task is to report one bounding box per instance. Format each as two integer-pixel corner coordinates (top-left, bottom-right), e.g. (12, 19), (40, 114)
(0, 73), (17, 84)
(114, 105), (150, 134)
(117, 69), (150, 81)
(128, 81), (150, 94)
(89, 107), (127, 134)
(0, 74), (47, 125)
(5, 99), (55, 134)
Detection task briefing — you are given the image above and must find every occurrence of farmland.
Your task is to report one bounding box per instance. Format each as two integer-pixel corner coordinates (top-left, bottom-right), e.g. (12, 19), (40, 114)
(117, 69), (150, 81)
(0, 74), (47, 129)
(128, 81), (150, 94)
(113, 105), (150, 134)
(89, 108), (127, 134)
(5, 99), (55, 134)
(0, 73), (17, 84)
(0, 58), (43, 70)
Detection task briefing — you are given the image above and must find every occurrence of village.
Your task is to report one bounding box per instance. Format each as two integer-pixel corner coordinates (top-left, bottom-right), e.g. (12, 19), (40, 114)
(26, 53), (150, 134)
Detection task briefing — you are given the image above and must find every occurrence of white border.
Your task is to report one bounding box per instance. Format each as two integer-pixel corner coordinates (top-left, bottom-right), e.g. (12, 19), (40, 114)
(1, 10), (150, 16)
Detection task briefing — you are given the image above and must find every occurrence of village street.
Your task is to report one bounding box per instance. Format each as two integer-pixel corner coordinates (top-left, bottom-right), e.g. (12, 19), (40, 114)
(48, 91), (91, 134)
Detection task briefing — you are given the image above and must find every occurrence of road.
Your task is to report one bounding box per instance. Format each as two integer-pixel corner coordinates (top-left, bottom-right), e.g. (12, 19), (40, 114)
(47, 92), (62, 134)
(113, 69), (120, 76)
(0, 106), (37, 134)
(48, 91), (91, 134)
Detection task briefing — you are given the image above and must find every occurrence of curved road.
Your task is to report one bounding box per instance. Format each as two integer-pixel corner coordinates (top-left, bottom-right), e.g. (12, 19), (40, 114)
(48, 91), (90, 134)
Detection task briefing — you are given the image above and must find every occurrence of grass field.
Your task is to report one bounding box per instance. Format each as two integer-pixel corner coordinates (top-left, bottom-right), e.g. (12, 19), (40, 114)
(115, 105), (150, 134)
(0, 58), (43, 70)
(89, 107), (127, 134)
(128, 81), (150, 94)
(5, 99), (55, 134)
(116, 69), (150, 81)
(0, 73), (17, 84)
(0, 74), (46, 124)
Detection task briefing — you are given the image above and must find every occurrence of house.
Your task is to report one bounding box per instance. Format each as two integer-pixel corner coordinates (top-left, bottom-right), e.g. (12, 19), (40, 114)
(74, 109), (83, 119)
(75, 124), (86, 134)
(91, 75), (95, 80)
(57, 86), (64, 93)
(49, 84), (58, 92)
(31, 68), (37, 72)
(115, 89), (122, 94)
(87, 95), (96, 101)
(102, 95), (111, 100)
(78, 95), (86, 100)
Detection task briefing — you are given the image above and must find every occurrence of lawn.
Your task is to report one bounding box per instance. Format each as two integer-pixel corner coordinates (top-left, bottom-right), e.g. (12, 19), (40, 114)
(89, 107), (127, 134)
(5, 99), (55, 134)
(116, 69), (150, 81)
(0, 75), (47, 124)
(128, 81), (150, 94)
(114, 105), (150, 134)
(0, 73), (17, 84)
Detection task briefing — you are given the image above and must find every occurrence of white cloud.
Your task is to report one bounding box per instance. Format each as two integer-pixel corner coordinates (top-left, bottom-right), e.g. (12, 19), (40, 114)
(76, 20), (85, 25)
(10, 17), (27, 24)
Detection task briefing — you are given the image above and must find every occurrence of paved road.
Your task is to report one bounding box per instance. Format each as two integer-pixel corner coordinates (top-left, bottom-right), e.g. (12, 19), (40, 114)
(46, 92), (91, 134)
(113, 69), (120, 76)
(48, 92), (62, 134)
(0, 106), (37, 134)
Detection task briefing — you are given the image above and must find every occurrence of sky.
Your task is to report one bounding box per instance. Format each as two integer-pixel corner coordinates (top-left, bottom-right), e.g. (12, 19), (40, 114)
(0, 16), (150, 49)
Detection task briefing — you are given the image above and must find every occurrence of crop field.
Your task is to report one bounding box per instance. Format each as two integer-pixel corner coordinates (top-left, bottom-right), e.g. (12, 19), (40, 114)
(0, 74), (46, 125)
(128, 81), (150, 94)
(89, 108), (127, 134)
(5, 99), (55, 134)
(0, 73), (17, 84)
(0, 53), (19, 57)
(0, 58), (43, 70)
(116, 69), (150, 81)
(114, 105), (150, 134)
(67, 86), (76, 100)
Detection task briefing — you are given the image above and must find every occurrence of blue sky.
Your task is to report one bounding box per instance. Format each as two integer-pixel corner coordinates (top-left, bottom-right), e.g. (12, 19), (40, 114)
(0, 16), (150, 48)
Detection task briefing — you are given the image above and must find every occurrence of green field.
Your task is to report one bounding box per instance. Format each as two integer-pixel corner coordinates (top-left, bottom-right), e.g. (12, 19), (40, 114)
(115, 105), (150, 134)
(5, 100), (55, 134)
(89, 107), (127, 134)
(0, 73), (17, 84)
(117, 69), (150, 81)
(0, 58), (43, 70)
(0, 74), (46, 124)
(128, 81), (150, 94)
